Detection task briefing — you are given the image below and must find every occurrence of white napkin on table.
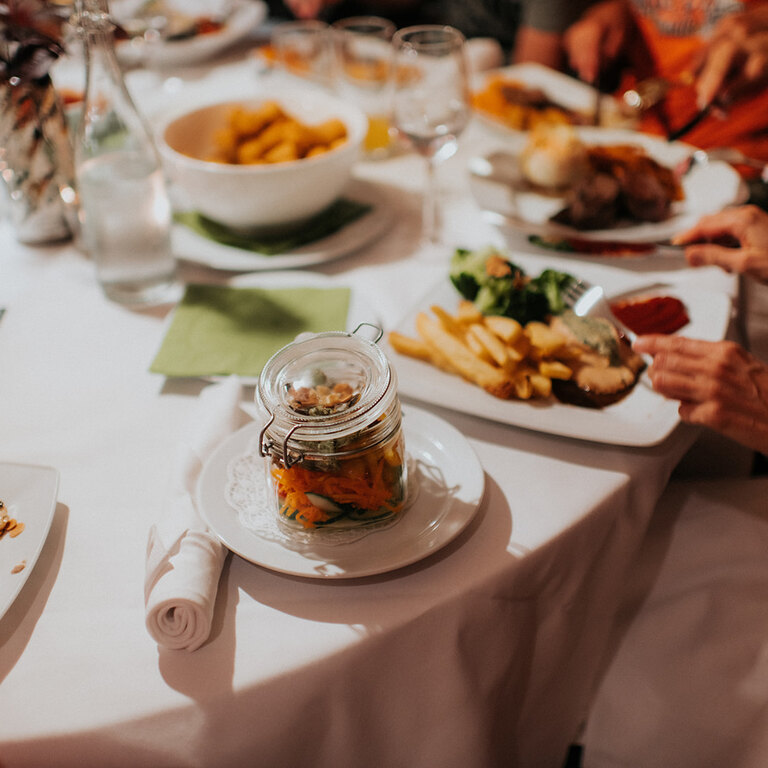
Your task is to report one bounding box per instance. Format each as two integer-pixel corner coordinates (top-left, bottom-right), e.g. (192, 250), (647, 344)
(144, 375), (243, 652)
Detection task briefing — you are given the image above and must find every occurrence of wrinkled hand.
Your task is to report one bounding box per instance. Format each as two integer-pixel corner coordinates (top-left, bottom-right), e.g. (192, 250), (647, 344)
(673, 205), (768, 284)
(695, 5), (768, 108)
(563, 0), (634, 84)
(634, 334), (768, 454)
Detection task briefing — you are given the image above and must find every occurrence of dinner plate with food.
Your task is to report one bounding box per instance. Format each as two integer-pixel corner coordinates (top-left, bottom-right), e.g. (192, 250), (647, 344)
(114, 0), (267, 69)
(0, 463), (59, 621)
(469, 124), (747, 246)
(386, 246), (731, 447)
(471, 62), (630, 133)
(196, 404), (484, 578)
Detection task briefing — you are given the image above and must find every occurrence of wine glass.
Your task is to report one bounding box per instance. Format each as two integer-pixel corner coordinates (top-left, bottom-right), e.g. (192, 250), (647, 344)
(391, 25), (470, 245)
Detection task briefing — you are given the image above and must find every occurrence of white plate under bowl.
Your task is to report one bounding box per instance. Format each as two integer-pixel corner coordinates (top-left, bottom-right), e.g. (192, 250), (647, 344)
(172, 178), (392, 272)
(196, 405), (485, 578)
(387, 263), (732, 447)
(469, 127), (747, 245)
(0, 462), (59, 621)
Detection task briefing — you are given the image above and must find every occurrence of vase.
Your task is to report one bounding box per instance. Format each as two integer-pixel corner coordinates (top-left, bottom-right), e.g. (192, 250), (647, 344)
(0, 74), (78, 244)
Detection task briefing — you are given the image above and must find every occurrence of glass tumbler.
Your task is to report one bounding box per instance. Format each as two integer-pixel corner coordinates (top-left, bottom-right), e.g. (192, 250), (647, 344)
(332, 16), (396, 158)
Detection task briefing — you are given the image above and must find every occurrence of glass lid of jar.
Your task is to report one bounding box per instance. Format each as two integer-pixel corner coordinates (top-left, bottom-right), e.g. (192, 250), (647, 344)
(257, 330), (395, 442)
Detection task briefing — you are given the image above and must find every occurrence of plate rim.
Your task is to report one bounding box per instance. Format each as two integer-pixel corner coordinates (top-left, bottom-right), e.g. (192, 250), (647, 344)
(196, 404), (485, 578)
(0, 461), (60, 621)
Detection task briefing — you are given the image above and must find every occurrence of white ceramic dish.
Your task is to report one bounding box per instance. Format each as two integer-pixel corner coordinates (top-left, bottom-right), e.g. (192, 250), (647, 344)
(0, 462), (59, 621)
(172, 178), (391, 271)
(469, 127), (746, 245)
(157, 86), (367, 230)
(116, 1), (267, 69)
(387, 266), (732, 447)
(196, 405), (485, 578)
(471, 62), (626, 132)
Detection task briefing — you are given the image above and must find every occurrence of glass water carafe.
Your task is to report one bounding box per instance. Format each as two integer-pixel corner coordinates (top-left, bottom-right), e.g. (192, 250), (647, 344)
(73, 0), (177, 305)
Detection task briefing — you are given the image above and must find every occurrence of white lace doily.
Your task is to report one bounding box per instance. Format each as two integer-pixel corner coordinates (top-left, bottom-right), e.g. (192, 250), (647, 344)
(224, 437), (418, 548)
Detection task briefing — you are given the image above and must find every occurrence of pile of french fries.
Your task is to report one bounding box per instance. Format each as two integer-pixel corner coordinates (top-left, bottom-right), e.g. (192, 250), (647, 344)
(389, 301), (583, 401)
(209, 102), (348, 165)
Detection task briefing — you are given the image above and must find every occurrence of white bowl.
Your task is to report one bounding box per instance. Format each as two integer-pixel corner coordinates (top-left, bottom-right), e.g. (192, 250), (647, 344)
(157, 88), (367, 231)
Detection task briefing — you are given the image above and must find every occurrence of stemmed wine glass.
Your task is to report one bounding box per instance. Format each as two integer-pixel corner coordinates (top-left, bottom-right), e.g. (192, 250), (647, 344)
(391, 25), (470, 245)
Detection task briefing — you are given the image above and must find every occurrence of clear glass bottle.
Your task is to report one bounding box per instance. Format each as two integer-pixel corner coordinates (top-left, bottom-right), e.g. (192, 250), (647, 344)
(257, 330), (408, 533)
(73, 0), (177, 306)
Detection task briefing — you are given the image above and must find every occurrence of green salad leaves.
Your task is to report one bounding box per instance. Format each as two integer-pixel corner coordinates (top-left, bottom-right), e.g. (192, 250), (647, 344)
(449, 246), (574, 325)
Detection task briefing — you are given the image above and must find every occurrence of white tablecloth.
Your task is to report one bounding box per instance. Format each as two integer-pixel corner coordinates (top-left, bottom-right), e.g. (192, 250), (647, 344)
(584, 478), (768, 768)
(0, 58), (738, 768)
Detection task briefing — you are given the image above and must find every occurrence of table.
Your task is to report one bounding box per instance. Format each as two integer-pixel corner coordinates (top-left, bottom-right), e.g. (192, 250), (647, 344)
(0, 56), (739, 768)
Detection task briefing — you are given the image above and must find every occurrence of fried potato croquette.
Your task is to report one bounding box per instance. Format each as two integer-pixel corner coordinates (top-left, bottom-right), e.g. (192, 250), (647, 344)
(206, 102), (348, 165)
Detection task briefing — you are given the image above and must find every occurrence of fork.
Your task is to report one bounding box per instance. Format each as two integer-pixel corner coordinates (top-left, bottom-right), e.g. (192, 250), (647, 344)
(562, 279), (639, 345)
(680, 147), (768, 182)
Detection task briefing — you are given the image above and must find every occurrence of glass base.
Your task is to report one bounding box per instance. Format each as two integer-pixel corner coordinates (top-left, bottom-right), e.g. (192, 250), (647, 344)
(100, 274), (182, 307)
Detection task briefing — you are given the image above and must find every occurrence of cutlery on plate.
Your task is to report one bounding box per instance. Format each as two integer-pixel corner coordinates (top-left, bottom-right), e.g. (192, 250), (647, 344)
(562, 279), (639, 345)
(679, 147), (768, 181)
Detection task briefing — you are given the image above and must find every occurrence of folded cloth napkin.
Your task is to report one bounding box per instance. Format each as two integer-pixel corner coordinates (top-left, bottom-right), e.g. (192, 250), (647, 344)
(144, 375), (243, 651)
(174, 197), (372, 256)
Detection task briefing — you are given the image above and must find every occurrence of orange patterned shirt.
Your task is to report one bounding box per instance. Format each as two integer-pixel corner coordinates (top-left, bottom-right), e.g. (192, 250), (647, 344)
(625, 0), (768, 162)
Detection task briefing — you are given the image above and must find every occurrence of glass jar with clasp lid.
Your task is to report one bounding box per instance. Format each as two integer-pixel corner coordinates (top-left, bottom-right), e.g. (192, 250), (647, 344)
(257, 326), (407, 534)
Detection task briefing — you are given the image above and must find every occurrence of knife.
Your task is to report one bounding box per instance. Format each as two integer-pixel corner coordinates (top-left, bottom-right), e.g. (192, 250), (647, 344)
(666, 104), (711, 142)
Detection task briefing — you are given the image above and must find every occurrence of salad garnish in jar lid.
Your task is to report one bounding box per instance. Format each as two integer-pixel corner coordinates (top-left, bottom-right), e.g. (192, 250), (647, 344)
(257, 328), (407, 533)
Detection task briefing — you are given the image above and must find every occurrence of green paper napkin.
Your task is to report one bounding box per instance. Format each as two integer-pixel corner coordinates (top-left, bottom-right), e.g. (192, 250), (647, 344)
(150, 283), (351, 378)
(174, 198), (372, 256)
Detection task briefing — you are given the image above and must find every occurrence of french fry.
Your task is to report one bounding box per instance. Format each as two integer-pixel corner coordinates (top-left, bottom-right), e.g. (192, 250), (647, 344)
(468, 323), (512, 369)
(529, 373), (553, 398)
(389, 329), (457, 373)
(456, 299), (484, 325)
(431, 305), (465, 336)
(465, 331), (496, 365)
(525, 321), (567, 356)
(538, 360), (572, 380)
(484, 315), (523, 345)
(512, 369), (534, 400)
(415, 313), (514, 398)
(508, 333), (530, 362)
(388, 331), (432, 362)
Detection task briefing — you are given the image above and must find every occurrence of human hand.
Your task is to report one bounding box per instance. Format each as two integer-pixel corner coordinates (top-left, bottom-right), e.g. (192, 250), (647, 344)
(563, 0), (634, 84)
(673, 205), (768, 284)
(634, 334), (768, 454)
(695, 5), (768, 108)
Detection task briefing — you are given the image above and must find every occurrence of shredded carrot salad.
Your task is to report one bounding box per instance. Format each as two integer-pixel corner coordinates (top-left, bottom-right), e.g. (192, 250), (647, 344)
(271, 438), (405, 529)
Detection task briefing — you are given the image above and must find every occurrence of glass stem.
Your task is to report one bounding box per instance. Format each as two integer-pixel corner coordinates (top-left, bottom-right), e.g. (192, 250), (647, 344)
(422, 156), (439, 244)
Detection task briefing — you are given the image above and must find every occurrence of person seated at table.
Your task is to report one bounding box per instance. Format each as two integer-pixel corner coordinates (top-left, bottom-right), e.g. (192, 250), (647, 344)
(560, 0), (768, 163)
(278, 0), (593, 61)
(634, 205), (768, 456)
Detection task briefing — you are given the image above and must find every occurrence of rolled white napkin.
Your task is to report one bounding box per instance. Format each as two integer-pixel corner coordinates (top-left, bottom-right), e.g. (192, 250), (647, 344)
(144, 376), (243, 651)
